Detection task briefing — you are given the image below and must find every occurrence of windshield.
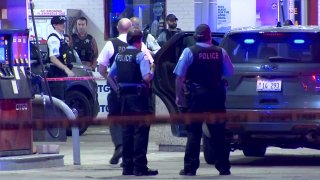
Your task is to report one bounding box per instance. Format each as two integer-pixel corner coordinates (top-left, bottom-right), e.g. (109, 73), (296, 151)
(220, 32), (320, 63)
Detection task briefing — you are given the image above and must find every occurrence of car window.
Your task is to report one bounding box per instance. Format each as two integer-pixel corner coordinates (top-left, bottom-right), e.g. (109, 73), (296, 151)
(212, 37), (223, 46)
(30, 42), (50, 63)
(221, 32), (320, 63)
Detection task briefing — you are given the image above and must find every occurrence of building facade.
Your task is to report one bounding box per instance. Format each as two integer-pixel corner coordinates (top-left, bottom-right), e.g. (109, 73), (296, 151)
(30, 0), (320, 53)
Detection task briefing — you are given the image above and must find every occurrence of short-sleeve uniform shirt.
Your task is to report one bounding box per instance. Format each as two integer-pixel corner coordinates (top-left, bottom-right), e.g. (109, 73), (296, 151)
(47, 30), (64, 57)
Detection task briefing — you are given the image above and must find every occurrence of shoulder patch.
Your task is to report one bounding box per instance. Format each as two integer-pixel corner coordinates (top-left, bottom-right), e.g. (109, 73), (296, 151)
(53, 48), (58, 54)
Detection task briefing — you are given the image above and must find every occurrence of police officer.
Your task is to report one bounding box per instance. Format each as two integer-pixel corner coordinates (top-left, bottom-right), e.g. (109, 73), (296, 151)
(157, 14), (181, 46)
(47, 16), (75, 100)
(107, 27), (158, 176)
(130, 17), (161, 56)
(97, 18), (154, 165)
(63, 34), (82, 64)
(72, 16), (99, 70)
(130, 17), (158, 114)
(173, 24), (234, 176)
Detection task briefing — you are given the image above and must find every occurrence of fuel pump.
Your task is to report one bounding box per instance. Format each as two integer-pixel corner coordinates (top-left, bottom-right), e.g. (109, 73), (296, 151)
(0, 30), (33, 156)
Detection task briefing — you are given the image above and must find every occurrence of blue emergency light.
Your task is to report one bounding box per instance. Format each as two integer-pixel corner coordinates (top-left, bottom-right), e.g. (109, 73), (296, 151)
(244, 39), (255, 44)
(293, 39), (305, 44)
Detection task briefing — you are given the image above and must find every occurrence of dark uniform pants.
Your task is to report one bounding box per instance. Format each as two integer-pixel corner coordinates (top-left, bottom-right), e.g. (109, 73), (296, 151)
(120, 94), (151, 172)
(48, 81), (66, 100)
(183, 87), (230, 172)
(107, 91), (123, 149)
(47, 66), (66, 100)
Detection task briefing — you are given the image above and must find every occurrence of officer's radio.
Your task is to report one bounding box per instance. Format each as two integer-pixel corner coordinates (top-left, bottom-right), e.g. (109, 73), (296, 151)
(0, 29), (33, 157)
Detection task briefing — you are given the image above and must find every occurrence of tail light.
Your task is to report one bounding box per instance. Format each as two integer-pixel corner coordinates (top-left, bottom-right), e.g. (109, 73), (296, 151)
(312, 75), (320, 83)
(302, 75), (320, 92)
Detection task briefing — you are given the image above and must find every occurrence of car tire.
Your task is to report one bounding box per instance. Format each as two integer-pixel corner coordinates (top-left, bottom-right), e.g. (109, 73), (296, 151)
(202, 134), (216, 165)
(243, 146), (266, 157)
(65, 91), (92, 136)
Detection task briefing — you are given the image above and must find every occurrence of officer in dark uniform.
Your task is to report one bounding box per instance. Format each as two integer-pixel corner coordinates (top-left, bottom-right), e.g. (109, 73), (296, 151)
(174, 24), (234, 176)
(47, 16), (75, 100)
(98, 18), (155, 165)
(72, 16), (98, 70)
(107, 27), (158, 176)
(63, 34), (82, 64)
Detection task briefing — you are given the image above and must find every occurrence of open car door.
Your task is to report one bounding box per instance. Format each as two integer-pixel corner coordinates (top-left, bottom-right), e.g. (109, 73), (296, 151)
(153, 31), (225, 136)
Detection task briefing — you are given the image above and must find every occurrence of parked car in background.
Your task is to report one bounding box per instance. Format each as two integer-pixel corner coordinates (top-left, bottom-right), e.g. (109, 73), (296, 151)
(30, 43), (99, 136)
(154, 25), (320, 164)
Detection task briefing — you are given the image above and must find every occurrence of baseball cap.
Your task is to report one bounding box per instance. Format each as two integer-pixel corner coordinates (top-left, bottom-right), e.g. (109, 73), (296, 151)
(166, 14), (178, 21)
(194, 24), (211, 42)
(51, 16), (67, 25)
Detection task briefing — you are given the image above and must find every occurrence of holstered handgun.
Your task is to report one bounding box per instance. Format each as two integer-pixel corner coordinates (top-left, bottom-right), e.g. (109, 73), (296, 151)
(119, 83), (150, 97)
(178, 80), (192, 112)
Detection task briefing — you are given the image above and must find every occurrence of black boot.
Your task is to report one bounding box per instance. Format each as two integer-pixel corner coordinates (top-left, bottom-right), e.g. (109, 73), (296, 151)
(179, 169), (196, 176)
(109, 145), (122, 165)
(122, 168), (133, 176)
(134, 168), (158, 176)
(219, 169), (231, 175)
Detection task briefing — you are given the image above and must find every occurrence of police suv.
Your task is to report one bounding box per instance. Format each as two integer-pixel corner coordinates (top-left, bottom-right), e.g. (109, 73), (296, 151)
(30, 43), (99, 136)
(154, 25), (320, 163)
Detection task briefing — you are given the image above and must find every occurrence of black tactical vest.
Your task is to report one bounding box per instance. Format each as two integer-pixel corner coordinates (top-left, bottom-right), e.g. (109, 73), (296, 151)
(186, 45), (223, 88)
(164, 28), (181, 41)
(116, 48), (142, 84)
(72, 34), (93, 62)
(109, 38), (128, 67)
(47, 33), (74, 76)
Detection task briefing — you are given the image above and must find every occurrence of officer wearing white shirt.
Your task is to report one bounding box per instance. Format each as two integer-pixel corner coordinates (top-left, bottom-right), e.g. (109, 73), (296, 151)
(130, 17), (161, 56)
(47, 16), (74, 77)
(47, 16), (75, 100)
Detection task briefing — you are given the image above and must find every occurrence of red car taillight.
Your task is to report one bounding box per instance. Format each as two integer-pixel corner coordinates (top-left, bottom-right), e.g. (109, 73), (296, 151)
(302, 75), (320, 92)
(312, 75), (320, 82)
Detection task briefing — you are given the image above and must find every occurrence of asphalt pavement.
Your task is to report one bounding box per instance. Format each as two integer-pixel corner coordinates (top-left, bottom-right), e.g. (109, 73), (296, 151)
(1, 126), (320, 180)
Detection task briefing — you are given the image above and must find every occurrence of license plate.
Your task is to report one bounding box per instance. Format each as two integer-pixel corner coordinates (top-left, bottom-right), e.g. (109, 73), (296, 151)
(256, 79), (282, 92)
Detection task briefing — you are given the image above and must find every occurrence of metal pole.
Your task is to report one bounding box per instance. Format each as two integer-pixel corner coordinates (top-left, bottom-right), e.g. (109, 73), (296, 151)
(71, 108), (80, 165)
(72, 126), (81, 165)
(278, 0), (281, 22)
(280, 0), (286, 22)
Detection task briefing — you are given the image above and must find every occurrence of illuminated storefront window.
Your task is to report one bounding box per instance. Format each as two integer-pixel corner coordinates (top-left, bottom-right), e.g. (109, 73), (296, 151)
(104, 0), (166, 39)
